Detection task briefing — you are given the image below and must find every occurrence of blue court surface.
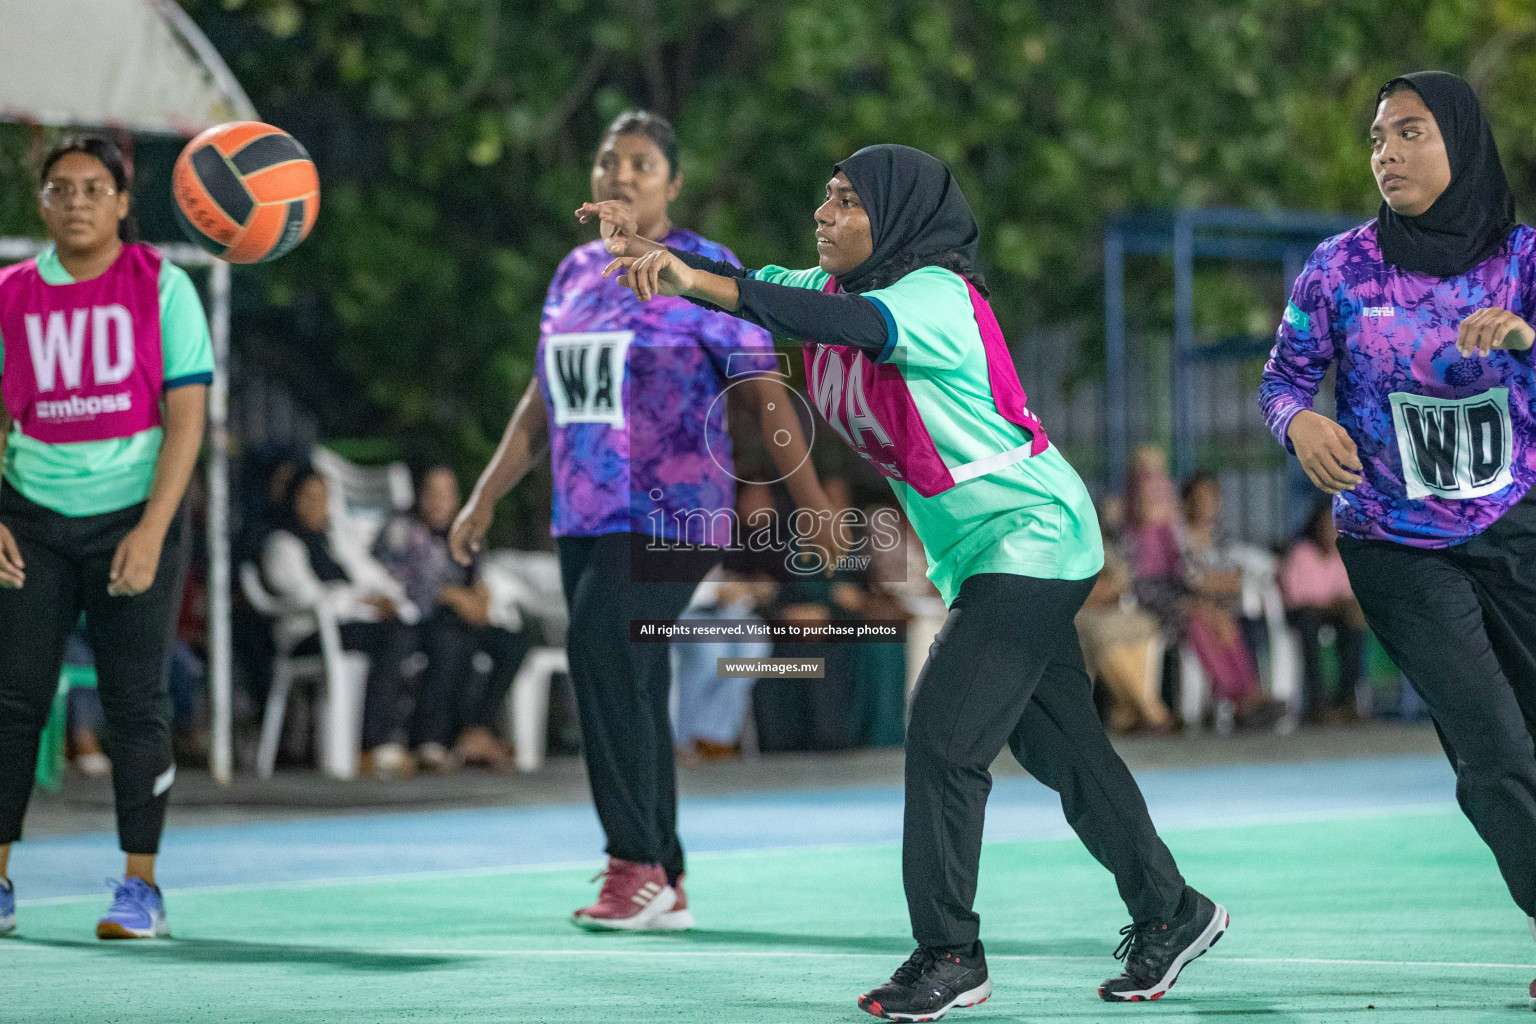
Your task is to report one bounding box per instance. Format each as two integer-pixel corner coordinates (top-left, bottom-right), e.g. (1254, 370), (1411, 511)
(12, 753), (1458, 899)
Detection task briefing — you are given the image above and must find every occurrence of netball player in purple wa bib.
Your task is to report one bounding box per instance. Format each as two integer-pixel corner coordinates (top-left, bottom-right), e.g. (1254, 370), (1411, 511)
(1262, 72), (1536, 1006)
(0, 138), (210, 939)
(451, 111), (832, 931)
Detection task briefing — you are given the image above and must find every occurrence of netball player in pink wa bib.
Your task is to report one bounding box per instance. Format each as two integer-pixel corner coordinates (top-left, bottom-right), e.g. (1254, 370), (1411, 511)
(0, 137), (211, 940)
(605, 144), (1225, 1019)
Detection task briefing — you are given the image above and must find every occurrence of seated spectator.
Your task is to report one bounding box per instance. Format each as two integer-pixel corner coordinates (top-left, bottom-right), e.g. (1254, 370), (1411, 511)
(869, 512), (944, 702)
(62, 627), (110, 777)
(234, 444), (313, 713)
(170, 477), (210, 765)
(1076, 497), (1172, 735)
(1126, 448), (1279, 730)
(729, 480), (856, 752)
(670, 575), (774, 760)
(262, 468), (418, 778)
(375, 465), (532, 773)
(827, 502), (909, 748)
(1178, 470), (1285, 730)
(1281, 504), (1365, 725)
(1124, 445), (1185, 627)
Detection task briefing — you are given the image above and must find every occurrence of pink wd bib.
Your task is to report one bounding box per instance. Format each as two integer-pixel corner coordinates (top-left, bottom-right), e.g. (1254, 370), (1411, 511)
(0, 243), (164, 444)
(804, 274), (1048, 498)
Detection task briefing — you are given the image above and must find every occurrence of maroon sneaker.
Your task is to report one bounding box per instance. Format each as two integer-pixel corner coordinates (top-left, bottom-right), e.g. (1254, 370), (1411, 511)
(657, 873), (694, 931)
(571, 857), (676, 931)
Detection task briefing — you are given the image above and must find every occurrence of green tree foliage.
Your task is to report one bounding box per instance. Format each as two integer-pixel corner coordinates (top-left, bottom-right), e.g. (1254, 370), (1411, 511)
(5, 0), (1536, 520)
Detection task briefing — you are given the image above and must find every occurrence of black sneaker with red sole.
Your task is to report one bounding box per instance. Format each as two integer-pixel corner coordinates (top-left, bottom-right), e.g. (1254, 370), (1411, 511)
(1099, 888), (1228, 1002)
(859, 941), (991, 1022)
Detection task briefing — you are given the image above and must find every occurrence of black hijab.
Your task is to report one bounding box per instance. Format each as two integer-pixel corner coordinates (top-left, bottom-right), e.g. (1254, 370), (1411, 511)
(1375, 71), (1516, 278)
(833, 144), (981, 294)
(279, 469), (348, 583)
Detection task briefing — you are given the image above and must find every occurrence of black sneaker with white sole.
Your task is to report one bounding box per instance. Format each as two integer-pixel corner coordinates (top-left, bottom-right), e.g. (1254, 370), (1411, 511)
(1527, 918), (1535, 1010)
(859, 941), (992, 1022)
(1098, 888), (1228, 1002)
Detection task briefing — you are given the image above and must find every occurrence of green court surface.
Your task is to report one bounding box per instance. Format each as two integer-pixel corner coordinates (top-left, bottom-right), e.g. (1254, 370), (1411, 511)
(7, 808), (1532, 1023)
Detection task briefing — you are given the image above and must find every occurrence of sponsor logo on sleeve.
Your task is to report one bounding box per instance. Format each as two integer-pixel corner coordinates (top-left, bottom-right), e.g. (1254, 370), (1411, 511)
(1283, 302), (1310, 334)
(1390, 388), (1513, 500)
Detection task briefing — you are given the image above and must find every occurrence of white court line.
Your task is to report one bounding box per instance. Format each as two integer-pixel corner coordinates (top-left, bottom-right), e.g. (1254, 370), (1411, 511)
(383, 950), (1536, 971)
(15, 859), (599, 907)
(3, 944), (1527, 971)
(16, 800), (1459, 909)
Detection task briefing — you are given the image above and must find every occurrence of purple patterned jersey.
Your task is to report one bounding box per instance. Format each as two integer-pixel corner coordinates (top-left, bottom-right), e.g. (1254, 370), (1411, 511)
(1261, 221), (1536, 547)
(536, 229), (774, 542)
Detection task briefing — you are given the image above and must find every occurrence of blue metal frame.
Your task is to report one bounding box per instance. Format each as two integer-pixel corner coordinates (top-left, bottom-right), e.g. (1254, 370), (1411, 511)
(1103, 207), (1362, 486)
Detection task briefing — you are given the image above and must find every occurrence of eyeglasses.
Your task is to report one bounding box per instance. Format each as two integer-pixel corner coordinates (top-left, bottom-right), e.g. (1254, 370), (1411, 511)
(40, 180), (118, 209)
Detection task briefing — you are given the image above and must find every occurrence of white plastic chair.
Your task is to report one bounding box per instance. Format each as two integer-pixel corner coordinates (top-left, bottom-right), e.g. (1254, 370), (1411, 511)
(901, 594), (949, 703)
(507, 646), (569, 773)
(482, 550), (570, 772)
(1177, 645), (1219, 733)
(1257, 580), (1302, 730)
(311, 447), (413, 550)
(241, 562), (371, 779)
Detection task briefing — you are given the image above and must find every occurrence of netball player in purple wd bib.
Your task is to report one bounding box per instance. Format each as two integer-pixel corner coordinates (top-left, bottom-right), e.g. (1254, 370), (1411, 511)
(0, 137), (210, 940)
(451, 111), (832, 932)
(1262, 72), (1536, 1007)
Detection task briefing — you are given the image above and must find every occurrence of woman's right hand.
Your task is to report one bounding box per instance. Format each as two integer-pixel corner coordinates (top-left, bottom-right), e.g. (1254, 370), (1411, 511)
(575, 201), (664, 257)
(0, 521), (22, 588)
(449, 496), (495, 566)
(1287, 410), (1363, 494)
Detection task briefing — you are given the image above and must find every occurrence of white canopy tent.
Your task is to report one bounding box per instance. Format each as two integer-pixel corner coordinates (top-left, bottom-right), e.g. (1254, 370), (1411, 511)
(0, 0), (255, 134)
(1, 0), (258, 783)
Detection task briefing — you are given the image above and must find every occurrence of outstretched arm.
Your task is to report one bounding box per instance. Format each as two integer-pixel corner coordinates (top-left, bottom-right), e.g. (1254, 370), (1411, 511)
(605, 250), (890, 357)
(571, 202), (750, 284)
(668, 246), (749, 281)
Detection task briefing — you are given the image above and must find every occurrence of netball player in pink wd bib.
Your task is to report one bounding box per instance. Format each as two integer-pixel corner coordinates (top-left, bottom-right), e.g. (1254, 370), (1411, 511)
(0, 137), (211, 941)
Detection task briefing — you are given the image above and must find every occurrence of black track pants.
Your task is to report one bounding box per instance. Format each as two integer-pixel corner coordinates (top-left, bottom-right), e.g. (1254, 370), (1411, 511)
(1339, 492), (1536, 918)
(558, 532), (717, 882)
(0, 488), (183, 854)
(410, 608), (532, 747)
(903, 572), (1187, 948)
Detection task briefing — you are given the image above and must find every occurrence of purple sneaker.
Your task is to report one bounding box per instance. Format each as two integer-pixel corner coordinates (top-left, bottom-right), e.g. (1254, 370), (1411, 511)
(96, 878), (169, 939)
